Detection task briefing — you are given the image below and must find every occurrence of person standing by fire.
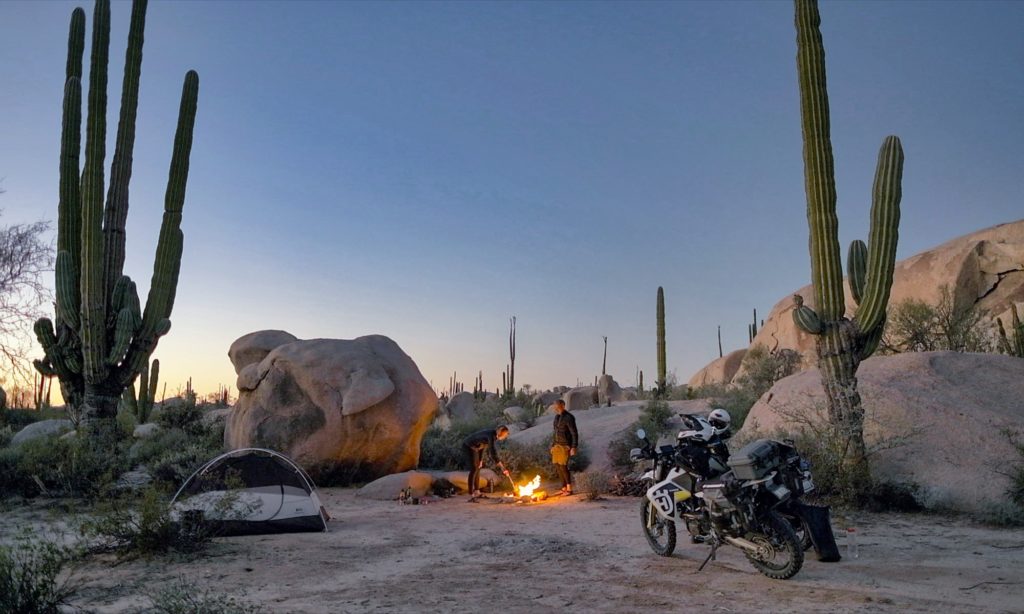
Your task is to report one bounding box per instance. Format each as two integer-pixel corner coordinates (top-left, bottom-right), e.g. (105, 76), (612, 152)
(551, 400), (579, 495)
(462, 425), (510, 498)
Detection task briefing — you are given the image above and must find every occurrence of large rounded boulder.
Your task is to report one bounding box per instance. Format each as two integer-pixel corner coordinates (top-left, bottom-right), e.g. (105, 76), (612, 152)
(224, 332), (436, 483)
(739, 351), (1024, 515)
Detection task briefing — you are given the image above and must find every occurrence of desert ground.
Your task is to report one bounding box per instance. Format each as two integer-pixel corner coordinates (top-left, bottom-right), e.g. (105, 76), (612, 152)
(5, 487), (1024, 613)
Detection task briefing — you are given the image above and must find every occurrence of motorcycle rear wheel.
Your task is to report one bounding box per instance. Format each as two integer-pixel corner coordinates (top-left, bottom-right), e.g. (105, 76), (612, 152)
(640, 498), (676, 557)
(745, 510), (804, 580)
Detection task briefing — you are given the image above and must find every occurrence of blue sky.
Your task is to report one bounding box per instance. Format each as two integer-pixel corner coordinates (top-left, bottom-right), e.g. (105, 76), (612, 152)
(1, 1), (1022, 397)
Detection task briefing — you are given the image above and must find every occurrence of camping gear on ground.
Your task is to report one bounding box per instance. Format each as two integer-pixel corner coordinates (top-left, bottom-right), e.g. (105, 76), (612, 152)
(170, 447), (328, 536)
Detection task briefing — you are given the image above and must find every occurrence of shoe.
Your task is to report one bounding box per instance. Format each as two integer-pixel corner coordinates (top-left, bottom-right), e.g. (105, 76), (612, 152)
(472, 490), (482, 497)
(561, 486), (573, 495)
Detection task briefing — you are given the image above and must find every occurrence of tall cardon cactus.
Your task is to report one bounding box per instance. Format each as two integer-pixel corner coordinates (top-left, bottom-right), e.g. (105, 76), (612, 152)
(791, 0), (904, 492)
(655, 287), (666, 395)
(32, 0), (199, 430)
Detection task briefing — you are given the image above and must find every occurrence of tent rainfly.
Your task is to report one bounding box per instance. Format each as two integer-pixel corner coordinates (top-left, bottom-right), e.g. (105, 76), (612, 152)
(170, 448), (329, 536)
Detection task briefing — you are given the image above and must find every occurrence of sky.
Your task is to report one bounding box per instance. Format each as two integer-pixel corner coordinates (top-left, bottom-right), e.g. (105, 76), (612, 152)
(1, 0), (1022, 400)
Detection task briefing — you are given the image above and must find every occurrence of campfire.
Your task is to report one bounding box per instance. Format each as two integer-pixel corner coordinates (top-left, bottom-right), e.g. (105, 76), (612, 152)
(508, 475), (547, 502)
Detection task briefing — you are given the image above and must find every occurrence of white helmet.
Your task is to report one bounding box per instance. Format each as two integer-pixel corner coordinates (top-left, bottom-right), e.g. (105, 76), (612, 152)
(678, 414), (714, 442)
(708, 408), (731, 433)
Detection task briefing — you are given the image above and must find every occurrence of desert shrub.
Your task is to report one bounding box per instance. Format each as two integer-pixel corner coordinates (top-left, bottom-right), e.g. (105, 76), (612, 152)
(881, 285), (993, 354)
(82, 487), (213, 559)
(147, 578), (264, 614)
(607, 400), (673, 469)
(1, 431), (129, 498)
(156, 402), (204, 432)
(418, 426), (468, 471)
(575, 470), (610, 500)
(0, 532), (80, 613)
(129, 428), (191, 467)
(0, 425), (13, 448)
(690, 347), (800, 430)
(0, 407), (70, 430)
(501, 437), (590, 483)
(149, 442), (220, 487)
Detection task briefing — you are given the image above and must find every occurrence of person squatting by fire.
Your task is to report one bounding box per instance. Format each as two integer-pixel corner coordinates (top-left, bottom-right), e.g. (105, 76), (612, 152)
(461, 425), (510, 498)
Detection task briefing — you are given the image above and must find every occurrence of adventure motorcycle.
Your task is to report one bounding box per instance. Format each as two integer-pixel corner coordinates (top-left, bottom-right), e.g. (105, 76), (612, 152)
(630, 415), (816, 579)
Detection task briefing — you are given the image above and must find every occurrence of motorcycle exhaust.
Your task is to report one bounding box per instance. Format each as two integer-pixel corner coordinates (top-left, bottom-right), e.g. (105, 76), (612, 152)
(723, 536), (763, 553)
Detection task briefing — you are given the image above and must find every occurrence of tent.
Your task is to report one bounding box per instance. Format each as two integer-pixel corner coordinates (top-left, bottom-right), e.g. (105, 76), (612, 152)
(170, 448), (329, 536)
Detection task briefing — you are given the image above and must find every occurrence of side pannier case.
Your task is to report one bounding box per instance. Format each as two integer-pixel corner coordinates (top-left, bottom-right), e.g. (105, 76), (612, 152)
(728, 439), (781, 480)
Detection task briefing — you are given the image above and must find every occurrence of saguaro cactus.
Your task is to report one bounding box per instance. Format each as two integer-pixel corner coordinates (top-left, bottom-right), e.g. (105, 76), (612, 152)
(656, 287), (666, 395)
(32, 0), (199, 430)
(791, 0), (904, 493)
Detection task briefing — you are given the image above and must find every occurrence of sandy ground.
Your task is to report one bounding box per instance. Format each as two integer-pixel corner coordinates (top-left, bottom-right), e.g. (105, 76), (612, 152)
(5, 489), (1024, 613)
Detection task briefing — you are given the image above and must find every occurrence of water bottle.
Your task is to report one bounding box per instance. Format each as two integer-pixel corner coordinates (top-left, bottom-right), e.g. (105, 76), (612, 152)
(846, 527), (859, 559)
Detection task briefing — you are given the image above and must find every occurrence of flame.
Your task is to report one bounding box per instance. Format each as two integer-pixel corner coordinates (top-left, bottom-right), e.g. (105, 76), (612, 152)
(516, 475), (542, 497)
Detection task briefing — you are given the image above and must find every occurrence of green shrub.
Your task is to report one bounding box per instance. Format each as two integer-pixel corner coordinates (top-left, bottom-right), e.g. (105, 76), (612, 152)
(148, 578), (264, 614)
(1, 432), (129, 498)
(81, 487), (212, 559)
(500, 437), (590, 484)
(1, 407), (70, 431)
(575, 470), (610, 500)
(0, 532), (80, 613)
(607, 400), (673, 470)
(418, 425), (467, 471)
(0, 425), (14, 448)
(150, 442), (219, 487)
(156, 402), (204, 432)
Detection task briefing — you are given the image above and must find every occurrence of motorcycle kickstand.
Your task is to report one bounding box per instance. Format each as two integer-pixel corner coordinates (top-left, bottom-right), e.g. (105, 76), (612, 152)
(696, 541), (718, 573)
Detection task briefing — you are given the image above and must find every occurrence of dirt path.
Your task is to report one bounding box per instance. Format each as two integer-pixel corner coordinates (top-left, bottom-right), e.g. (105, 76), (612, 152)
(6, 489), (1024, 613)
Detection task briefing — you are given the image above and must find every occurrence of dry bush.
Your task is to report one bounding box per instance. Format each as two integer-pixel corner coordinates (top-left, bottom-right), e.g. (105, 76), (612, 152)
(574, 470), (611, 501)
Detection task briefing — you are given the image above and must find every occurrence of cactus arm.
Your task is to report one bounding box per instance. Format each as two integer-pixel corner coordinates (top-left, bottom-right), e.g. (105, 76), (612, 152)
(140, 71), (197, 333)
(57, 75), (83, 331)
(103, 0), (148, 302)
(795, 0), (844, 321)
(58, 8), (85, 295)
(792, 294), (824, 335)
(859, 313), (886, 360)
(80, 0), (112, 384)
(847, 240), (867, 306)
(853, 136), (903, 334)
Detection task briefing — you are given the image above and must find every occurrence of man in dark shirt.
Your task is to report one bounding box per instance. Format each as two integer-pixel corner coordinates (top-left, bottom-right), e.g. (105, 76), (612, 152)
(551, 400), (579, 494)
(462, 425), (510, 497)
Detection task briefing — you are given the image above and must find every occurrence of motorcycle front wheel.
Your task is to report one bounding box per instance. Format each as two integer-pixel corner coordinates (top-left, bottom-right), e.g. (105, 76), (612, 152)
(745, 510), (804, 580)
(640, 498), (676, 556)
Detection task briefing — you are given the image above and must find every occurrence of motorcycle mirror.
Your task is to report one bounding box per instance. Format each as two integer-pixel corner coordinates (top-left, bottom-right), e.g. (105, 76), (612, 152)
(635, 428), (646, 441)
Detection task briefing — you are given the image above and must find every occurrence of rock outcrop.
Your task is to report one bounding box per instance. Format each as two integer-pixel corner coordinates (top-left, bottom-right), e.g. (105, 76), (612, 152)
(739, 351), (1024, 515)
(445, 391), (476, 423)
(562, 386), (598, 411)
(687, 349), (747, 388)
(224, 331), (436, 483)
(750, 220), (1024, 370)
(597, 375), (624, 405)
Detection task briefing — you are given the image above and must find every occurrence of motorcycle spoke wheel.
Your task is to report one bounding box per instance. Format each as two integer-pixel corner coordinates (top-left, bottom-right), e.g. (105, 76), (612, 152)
(745, 510), (804, 580)
(640, 498), (676, 557)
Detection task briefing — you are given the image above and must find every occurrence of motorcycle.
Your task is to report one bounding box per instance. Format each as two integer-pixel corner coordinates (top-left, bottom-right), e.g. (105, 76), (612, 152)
(630, 415), (816, 579)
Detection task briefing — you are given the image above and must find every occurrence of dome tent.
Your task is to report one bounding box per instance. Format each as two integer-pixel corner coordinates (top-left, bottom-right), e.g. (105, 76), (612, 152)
(171, 448), (328, 536)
